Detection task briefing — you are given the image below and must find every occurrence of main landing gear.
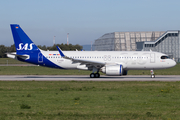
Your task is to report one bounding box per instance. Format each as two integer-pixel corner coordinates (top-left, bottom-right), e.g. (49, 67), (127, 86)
(150, 70), (155, 78)
(90, 67), (100, 78)
(90, 73), (100, 78)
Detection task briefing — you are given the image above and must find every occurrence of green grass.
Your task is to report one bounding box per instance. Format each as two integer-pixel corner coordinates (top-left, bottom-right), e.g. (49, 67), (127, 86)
(0, 81), (180, 120)
(0, 58), (29, 64)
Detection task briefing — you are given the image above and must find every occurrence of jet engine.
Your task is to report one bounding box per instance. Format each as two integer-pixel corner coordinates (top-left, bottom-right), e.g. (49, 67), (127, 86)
(100, 65), (124, 76)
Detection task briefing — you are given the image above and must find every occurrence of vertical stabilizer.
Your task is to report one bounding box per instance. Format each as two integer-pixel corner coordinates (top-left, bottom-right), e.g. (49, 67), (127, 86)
(10, 24), (39, 54)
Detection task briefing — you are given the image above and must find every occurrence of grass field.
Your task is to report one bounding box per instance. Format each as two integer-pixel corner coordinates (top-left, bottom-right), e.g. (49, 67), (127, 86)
(0, 58), (180, 119)
(0, 58), (29, 64)
(0, 81), (180, 120)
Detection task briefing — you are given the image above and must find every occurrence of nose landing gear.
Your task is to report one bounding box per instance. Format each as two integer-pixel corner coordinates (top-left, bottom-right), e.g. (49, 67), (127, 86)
(150, 70), (155, 78)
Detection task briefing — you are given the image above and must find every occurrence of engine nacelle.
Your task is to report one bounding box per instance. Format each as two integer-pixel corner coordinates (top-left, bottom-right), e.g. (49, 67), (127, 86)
(101, 65), (123, 76)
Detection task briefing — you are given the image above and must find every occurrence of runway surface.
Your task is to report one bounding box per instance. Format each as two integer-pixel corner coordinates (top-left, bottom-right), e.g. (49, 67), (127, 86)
(0, 75), (180, 81)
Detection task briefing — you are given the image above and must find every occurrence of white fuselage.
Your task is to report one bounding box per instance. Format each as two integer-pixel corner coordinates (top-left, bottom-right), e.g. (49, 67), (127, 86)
(40, 50), (176, 70)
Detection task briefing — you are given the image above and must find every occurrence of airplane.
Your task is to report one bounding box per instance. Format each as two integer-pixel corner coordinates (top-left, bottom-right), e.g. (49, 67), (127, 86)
(7, 24), (176, 78)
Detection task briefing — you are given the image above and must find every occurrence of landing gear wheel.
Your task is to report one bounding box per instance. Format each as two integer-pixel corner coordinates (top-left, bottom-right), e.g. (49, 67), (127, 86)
(90, 73), (95, 78)
(151, 74), (155, 78)
(90, 73), (100, 78)
(95, 73), (100, 78)
(150, 70), (155, 78)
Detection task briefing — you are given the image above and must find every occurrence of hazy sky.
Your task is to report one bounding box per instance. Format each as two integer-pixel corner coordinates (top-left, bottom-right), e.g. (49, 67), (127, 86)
(1, 0), (180, 46)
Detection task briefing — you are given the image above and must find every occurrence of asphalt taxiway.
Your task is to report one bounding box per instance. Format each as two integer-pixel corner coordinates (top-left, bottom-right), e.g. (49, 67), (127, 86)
(0, 75), (180, 81)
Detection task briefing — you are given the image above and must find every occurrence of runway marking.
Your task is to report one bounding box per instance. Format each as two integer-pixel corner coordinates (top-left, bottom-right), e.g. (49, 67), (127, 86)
(0, 75), (180, 81)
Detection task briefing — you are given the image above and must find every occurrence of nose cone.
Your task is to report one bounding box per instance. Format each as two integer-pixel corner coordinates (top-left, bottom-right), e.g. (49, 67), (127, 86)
(169, 60), (176, 68)
(172, 60), (177, 67)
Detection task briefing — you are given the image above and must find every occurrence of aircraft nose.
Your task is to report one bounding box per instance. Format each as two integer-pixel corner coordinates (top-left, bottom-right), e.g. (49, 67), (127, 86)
(171, 60), (176, 67)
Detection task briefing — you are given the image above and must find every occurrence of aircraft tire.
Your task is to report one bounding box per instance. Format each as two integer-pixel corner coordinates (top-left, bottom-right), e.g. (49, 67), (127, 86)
(90, 73), (95, 78)
(151, 74), (155, 78)
(95, 73), (100, 78)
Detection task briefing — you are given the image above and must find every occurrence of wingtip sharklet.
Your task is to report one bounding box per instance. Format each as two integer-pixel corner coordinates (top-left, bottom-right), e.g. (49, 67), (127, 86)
(56, 46), (65, 57)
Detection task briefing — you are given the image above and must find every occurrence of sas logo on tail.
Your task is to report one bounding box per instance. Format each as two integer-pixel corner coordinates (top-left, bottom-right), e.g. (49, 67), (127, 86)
(17, 43), (34, 50)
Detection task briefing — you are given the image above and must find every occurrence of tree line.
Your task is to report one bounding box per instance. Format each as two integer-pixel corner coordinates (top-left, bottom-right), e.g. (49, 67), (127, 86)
(0, 44), (82, 58)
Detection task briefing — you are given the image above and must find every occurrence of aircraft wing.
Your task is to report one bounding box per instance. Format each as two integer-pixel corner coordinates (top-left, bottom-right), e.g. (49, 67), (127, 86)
(56, 46), (105, 69)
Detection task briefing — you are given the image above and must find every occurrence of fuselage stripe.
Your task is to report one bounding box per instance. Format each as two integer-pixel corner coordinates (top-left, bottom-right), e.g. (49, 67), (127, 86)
(49, 54), (60, 56)
(120, 65), (122, 75)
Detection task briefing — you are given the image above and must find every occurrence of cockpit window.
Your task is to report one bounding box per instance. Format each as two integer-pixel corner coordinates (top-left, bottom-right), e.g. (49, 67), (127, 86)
(161, 56), (169, 59)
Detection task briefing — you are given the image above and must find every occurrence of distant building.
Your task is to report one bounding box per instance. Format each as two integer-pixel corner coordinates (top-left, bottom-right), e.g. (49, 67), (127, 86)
(93, 31), (180, 62)
(136, 31), (180, 61)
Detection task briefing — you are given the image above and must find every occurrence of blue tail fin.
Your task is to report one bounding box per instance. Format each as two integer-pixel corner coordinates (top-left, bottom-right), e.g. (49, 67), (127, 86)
(10, 24), (39, 54)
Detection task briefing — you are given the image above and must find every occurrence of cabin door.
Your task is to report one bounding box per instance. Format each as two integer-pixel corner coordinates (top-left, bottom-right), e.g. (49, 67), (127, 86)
(150, 53), (155, 63)
(38, 52), (43, 63)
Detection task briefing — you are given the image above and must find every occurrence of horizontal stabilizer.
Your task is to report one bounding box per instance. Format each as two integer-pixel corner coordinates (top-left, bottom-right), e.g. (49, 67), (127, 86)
(6, 52), (29, 60)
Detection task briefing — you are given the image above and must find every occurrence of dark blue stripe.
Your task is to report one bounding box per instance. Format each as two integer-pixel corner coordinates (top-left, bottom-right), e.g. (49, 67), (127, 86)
(120, 65), (122, 75)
